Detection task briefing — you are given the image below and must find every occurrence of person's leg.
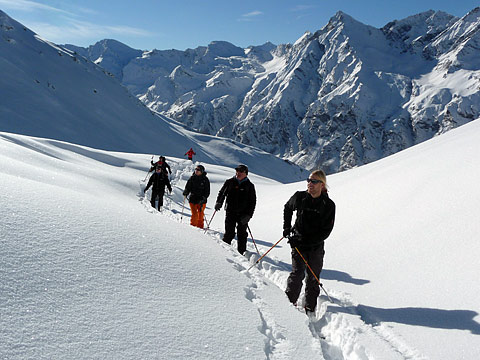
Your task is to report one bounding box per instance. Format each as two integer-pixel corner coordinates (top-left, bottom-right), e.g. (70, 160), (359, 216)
(223, 212), (236, 244)
(189, 203), (198, 226)
(150, 191), (157, 208)
(197, 203), (206, 228)
(303, 246), (325, 312)
(285, 248), (306, 305)
(157, 190), (165, 210)
(236, 221), (248, 255)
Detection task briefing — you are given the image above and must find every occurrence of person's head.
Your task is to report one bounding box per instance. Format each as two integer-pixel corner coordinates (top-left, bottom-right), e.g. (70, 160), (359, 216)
(307, 170), (327, 198)
(194, 164), (205, 175)
(235, 164), (248, 181)
(155, 166), (162, 173)
(160, 156), (165, 161)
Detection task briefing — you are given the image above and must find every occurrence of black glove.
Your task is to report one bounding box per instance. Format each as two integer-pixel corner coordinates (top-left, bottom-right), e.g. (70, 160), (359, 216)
(283, 227), (291, 238)
(288, 236), (300, 248)
(214, 202), (222, 211)
(240, 215), (251, 225)
(182, 190), (189, 197)
(200, 196), (207, 204)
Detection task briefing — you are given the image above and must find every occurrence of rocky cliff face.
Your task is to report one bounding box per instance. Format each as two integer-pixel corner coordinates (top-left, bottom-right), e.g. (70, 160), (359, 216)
(66, 7), (480, 173)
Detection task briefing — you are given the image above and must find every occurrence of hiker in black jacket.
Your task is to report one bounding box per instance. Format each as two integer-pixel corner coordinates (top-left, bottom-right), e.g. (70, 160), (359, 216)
(183, 164), (210, 228)
(144, 166), (172, 211)
(150, 156), (172, 176)
(215, 164), (256, 255)
(283, 169), (335, 315)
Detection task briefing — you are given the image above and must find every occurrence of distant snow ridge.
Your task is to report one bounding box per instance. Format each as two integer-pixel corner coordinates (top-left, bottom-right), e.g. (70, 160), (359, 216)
(46, 8), (480, 172)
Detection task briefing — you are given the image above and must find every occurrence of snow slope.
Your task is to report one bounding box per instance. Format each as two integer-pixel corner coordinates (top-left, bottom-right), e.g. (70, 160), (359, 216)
(1, 118), (480, 359)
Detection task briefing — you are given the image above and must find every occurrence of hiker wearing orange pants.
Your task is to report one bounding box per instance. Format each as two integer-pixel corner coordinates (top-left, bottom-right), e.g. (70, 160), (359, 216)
(189, 202), (207, 228)
(183, 164), (210, 228)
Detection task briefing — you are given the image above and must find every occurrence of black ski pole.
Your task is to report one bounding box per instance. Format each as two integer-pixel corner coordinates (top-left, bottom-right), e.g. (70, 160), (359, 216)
(204, 210), (217, 233)
(247, 236), (285, 272)
(143, 155), (154, 181)
(247, 225), (260, 255)
(295, 247), (333, 302)
(180, 196), (186, 222)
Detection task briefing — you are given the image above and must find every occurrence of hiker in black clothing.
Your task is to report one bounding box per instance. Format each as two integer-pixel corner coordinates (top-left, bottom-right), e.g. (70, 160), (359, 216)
(144, 166), (172, 211)
(150, 156), (172, 175)
(215, 164), (256, 255)
(283, 169), (335, 315)
(183, 164), (210, 228)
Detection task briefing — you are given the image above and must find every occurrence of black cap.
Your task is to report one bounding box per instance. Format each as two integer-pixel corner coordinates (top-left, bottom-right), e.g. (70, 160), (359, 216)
(235, 164), (248, 174)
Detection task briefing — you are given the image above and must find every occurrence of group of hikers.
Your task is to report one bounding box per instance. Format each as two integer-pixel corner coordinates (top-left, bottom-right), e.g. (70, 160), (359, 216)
(143, 155), (335, 315)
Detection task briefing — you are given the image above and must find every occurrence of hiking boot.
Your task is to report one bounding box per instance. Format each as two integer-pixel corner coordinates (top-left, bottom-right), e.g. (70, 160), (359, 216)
(304, 306), (315, 316)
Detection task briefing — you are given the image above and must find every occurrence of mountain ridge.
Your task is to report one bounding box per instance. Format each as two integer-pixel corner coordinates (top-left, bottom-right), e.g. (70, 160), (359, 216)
(63, 7), (480, 173)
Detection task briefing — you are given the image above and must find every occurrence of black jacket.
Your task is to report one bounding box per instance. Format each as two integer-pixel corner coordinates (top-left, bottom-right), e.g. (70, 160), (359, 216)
(216, 177), (256, 217)
(150, 161), (171, 174)
(183, 173), (210, 204)
(145, 172), (172, 193)
(284, 191), (335, 250)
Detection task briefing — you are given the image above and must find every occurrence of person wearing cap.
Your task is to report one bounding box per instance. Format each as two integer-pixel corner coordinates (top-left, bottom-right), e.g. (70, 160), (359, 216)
(283, 169), (335, 315)
(183, 164), (210, 228)
(215, 164), (256, 255)
(144, 166), (172, 211)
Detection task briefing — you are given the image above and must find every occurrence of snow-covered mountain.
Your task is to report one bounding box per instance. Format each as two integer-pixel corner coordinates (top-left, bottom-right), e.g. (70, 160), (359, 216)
(0, 10), (306, 182)
(64, 39), (143, 81)
(67, 7), (480, 173)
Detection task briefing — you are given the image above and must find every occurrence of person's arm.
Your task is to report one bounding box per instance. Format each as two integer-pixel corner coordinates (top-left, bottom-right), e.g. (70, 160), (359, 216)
(183, 178), (191, 196)
(215, 180), (229, 209)
(145, 174), (154, 191)
(247, 183), (256, 217)
(283, 192), (299, 234)
(205, 178), (211, 199)
(319, 200), (335, 241)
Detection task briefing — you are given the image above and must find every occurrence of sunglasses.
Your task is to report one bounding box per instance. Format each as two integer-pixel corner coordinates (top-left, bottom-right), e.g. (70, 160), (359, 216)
(307, 178), (323, 184)
(195, 168), (202, 171)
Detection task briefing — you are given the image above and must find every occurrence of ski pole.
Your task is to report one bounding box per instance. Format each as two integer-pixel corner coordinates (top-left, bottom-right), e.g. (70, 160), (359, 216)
(204, 210), (217, 233)
(180, 196), (186, 222)
(247, 225), (260, 255)
(143, 155), (154, 181)
(294, 247), (333, 302)
(247, 236), (284, 272)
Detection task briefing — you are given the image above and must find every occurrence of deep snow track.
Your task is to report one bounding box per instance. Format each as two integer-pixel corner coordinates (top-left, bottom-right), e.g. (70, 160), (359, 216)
(140, 159), (424, 360)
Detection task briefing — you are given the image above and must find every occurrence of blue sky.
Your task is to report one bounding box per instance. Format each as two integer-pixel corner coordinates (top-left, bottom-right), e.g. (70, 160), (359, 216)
(1, 0), (478, 50)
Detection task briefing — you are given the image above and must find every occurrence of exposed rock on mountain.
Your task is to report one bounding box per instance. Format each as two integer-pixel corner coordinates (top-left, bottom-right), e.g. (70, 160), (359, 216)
(63, 7), (480, 172)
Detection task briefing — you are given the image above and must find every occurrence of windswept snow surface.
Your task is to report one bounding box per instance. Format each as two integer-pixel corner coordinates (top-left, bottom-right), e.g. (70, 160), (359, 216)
(1, 119), (480, 359)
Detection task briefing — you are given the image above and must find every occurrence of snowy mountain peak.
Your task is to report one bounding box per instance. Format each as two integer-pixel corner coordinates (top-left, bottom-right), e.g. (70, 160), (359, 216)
(204, 40), (245, 58)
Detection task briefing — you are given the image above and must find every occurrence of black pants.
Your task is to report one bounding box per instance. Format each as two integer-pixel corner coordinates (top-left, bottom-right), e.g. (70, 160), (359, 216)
(150, 190), (165, 210)
(285, 244), (325, 311)
(223, 212), (248, 255)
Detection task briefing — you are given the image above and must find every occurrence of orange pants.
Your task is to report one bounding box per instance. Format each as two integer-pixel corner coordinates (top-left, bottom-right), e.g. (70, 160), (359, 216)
(189, 203), (206, 228)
